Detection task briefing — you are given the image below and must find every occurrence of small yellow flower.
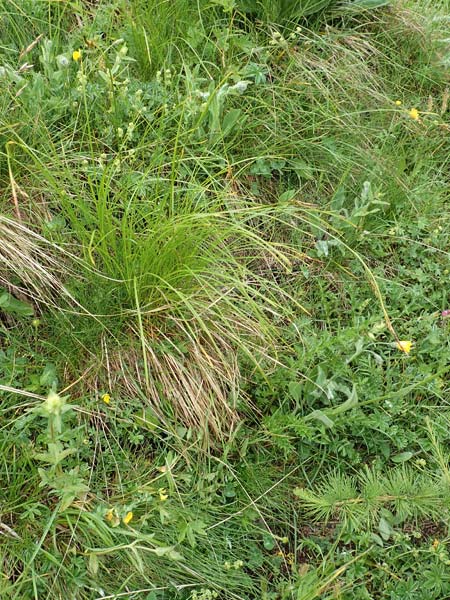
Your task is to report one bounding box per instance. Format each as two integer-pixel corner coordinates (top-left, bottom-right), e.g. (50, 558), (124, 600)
(101, 393), (111, 405)
(158, 488), (169, 501)
(432, 539), (440, 549)
(104, 507), (120, 527)
(72, 49), (82, 62)
(395, 100), (402, 106)
(396, 340), (413, 354)
(409, 108), (420, 120)
(123, 511), (133, 525)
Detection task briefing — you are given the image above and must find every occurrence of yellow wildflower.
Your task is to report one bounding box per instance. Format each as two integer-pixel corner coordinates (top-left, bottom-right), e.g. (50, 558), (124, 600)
(72, 49), (82, 62)
(101, 393), (111, 405)
(123, 511), (133, 525)
(396, 340), (413, 354)
(104, 507), (120, 527)
(395, 100), (402, 106)
(432, 539), (440, 549)
(158, 488), (169, 501)
(409, 108), (420, 120)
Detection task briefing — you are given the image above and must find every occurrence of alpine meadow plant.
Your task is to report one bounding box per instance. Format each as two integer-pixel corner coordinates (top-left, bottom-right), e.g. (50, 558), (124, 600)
(0, 20), (306, 433)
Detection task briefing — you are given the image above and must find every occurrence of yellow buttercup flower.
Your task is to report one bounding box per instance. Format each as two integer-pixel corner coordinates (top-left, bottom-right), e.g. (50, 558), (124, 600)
(102, 393), (111, 405)
(158, 488), (169, 501)
(395, 100), (402, 106)
(409, 108), (419, 120)
(72, 49), (82, 62)
(123, 511), (133, 525)
(396, 340), (413, 354)
(105, 508), (114, 522)
(104, 507), (120, 527)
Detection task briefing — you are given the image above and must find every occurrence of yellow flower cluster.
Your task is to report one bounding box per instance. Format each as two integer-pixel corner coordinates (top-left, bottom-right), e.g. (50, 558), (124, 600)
(396, 340), (412, 354)
(394, 101), (420, 121)
(158, 488), (169, 501)
(105, 507), (133, 526)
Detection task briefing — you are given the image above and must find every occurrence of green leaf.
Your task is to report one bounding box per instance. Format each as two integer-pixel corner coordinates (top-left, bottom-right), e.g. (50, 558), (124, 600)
(262, 532), (275, 550)
(378, 517), (393, 541)
(88, 553), (99, 576)
(371, 532), (384, 547)
(307, 410), (334, 428)
(40, 364), (58, 389)
(392, 451), (414, 464)
(279, 189), (297, 203)
(328, 386), (359, 416)
(221, 109), (243, 137)
(288, 381), (302, 402)
(0, 288), (34, 317)
(152, 545), (180, 558)
(223, 483), (236, 498)
(133, 409), (159, 431)
(290, 158), (314, 180)
(210, 0), (236, 12)
(166, 549), (183, 561)
(315, 240), (329, 257)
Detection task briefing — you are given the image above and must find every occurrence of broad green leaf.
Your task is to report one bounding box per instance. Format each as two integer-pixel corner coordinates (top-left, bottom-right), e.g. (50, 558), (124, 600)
(0, 288), (34, 317)
(40, 363), (58, 389)
(307, 409), (334, 428)
(329, 386), (359, 415)
(262, 533), (275, 550)
(88, 553), (99, 576)
(288, 381), (302, 402)
(221, 108), (243, 138)
(378, 517), (393, 541)
(392, 451), (414, 463)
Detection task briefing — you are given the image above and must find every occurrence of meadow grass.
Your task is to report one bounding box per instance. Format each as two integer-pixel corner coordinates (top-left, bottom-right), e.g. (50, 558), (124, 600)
(1, 0), (450, 598)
